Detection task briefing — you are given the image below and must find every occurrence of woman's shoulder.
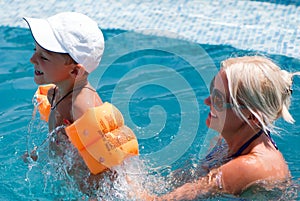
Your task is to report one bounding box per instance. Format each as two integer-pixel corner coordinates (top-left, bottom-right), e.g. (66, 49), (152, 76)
(225, 148), (287, 176)
(220, 150), (289, 195)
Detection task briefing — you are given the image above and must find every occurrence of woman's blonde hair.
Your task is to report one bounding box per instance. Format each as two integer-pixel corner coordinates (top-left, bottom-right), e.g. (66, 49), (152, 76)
(221, 56), (300, 134)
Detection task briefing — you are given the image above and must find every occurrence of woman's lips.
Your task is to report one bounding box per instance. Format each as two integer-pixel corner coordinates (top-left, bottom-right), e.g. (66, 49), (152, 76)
(34, 70), (44, 75)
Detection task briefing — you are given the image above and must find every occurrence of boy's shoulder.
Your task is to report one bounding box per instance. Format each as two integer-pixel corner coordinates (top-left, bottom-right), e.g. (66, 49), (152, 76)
(72, 86), (102, 120)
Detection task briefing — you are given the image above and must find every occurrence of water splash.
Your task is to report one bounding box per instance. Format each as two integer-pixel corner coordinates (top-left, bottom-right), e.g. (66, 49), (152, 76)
(24, 112), (168, 200)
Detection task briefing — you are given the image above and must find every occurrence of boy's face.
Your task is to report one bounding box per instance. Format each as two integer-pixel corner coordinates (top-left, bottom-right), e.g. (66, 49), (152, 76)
(30, 43), (73, 85)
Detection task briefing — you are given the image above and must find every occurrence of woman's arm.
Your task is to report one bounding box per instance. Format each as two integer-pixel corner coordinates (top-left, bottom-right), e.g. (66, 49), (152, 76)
(159, 155), (270, 200)
(159, 168), (223, 201)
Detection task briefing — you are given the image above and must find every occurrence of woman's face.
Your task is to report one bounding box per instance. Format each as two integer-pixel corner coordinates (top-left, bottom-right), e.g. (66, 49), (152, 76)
(204, 70), (245, 134)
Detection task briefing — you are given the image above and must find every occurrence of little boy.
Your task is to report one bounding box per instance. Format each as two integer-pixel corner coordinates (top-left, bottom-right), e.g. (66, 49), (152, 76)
(24, 12), (104, 131)
(24, 12), (104, 157)
(24, 12), (138, 195)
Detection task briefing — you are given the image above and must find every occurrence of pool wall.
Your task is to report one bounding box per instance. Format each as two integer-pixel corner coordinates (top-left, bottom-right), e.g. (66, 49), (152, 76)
(1, 0), (300, 58)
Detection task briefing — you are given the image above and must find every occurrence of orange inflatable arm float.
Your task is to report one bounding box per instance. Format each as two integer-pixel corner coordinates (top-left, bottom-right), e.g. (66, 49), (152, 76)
(34, 85), (139, 175)
(34, 84), (55, 122)
(65, 102), (139, 174)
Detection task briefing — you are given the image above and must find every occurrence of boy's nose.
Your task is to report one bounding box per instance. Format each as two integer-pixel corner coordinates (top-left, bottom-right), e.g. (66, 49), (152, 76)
(30, 53), (37, 64)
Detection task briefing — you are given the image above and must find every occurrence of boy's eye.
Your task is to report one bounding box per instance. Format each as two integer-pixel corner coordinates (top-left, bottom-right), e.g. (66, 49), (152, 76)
(40, 56), (48, 60)
(33, 47), (49, 61)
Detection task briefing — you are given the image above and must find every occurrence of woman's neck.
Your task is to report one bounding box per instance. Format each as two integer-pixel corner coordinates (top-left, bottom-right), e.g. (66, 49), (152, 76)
(222, 126), (261, 157)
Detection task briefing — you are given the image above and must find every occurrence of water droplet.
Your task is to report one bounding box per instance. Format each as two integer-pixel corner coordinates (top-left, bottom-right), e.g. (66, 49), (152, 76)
(83, 129), (89, 136)
(99, 157), (105, 163)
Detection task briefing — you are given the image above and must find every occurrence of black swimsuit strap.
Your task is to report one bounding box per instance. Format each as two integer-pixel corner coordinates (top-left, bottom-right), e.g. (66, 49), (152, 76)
(266, 130), (278, 150)
(51, 89), (74, 110)
(229, 129), (264, 159)
(50, 86), (57, 106)
(51, 86), (96, 111)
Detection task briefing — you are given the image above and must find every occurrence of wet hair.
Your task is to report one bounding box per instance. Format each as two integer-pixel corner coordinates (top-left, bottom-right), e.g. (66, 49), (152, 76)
(221, 56), (300, 134)
(61, 53), (89, 76)
(61, 53), (78, 65)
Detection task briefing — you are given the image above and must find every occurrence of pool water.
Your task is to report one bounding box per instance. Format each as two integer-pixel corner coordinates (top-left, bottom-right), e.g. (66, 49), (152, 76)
(0, 26), (299, 200)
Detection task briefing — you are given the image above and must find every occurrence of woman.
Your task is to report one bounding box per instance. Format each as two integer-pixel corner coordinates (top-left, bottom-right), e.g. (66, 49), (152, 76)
(158, 56), (300, 200)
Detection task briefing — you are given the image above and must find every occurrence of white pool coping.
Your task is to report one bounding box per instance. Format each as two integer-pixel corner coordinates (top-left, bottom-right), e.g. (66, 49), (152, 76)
(1, 0), (300, 59)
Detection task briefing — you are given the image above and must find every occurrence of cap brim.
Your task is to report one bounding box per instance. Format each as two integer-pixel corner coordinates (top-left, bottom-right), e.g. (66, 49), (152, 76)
(23, 17), (67, 53)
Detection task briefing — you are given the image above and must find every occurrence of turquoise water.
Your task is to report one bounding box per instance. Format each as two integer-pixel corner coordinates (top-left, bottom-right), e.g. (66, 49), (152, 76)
(0, 26), (299, 200)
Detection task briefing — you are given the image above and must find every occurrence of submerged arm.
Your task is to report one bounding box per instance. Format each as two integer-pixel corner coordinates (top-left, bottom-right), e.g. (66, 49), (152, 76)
(159, 168), (223, 201)
(158, 154), (273, 200)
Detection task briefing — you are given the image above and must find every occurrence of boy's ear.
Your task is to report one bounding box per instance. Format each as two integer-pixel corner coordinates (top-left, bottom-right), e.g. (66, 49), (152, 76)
(70, 64), (86, 77)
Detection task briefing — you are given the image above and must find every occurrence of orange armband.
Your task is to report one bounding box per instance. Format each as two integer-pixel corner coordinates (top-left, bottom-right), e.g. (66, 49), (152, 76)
(65, 102), (139, 175)
(34, 84), (55, 122)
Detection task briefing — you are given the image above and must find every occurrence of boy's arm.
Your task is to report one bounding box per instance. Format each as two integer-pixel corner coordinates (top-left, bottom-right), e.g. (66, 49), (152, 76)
(71, 87), (103, 120)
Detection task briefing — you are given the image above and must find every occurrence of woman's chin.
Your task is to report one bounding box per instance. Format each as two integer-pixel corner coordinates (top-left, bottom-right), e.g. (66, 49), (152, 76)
(206, 118), (221, 133)
(205, 117), (211, 127)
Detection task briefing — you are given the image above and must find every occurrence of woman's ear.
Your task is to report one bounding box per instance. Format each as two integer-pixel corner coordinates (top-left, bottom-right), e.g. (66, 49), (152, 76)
(242, 109), (261, 127)
(247, 113), (260, 126)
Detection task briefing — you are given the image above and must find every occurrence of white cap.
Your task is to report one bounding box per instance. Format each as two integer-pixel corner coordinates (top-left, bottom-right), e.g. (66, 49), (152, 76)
(23, 12), (104, 73)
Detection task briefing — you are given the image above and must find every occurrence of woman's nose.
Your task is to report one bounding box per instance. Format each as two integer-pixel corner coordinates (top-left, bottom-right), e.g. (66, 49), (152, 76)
(204, 96), (211, 106)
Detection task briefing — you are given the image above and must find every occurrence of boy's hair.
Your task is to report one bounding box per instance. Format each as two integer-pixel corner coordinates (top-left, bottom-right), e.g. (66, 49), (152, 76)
(24, 12), (104, 73)
(61, 53), (78, 65)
